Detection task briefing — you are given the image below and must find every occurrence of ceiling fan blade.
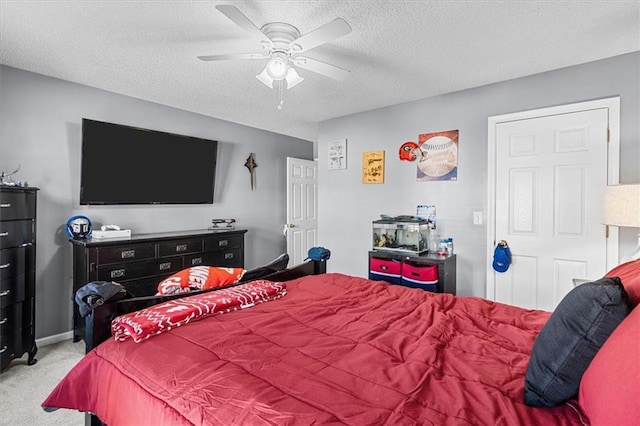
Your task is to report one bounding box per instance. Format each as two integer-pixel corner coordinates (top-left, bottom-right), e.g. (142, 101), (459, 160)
(293, 57), (350, 81)
(198, 53), (268, 61)
(215, 5), (272, 47)
(289, 18), (352, 53)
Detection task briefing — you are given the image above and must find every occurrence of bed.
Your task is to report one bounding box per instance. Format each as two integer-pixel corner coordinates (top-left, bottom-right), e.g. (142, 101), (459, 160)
(43, 259), (640, 425)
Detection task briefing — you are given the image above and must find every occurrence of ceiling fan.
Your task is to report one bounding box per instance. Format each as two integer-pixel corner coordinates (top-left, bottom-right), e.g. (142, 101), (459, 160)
(198, 5), (352, 93)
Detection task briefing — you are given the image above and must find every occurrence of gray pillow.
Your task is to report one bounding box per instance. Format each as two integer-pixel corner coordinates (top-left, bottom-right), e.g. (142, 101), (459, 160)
(524, 277), (630, 407)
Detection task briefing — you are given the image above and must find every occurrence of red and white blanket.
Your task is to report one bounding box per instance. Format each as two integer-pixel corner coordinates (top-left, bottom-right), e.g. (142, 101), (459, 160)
(111, 280), (286, 343)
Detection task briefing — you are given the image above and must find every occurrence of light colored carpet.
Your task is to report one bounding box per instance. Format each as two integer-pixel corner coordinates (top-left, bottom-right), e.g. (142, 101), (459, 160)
(0, 339), (85, 426)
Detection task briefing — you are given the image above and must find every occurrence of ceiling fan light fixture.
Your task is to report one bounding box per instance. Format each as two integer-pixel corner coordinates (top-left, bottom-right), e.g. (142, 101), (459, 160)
(285, 67), (304, 89)
(265, 55), (289, 80)
(202, 6), (353, 100)
(256, 68), (274, 88)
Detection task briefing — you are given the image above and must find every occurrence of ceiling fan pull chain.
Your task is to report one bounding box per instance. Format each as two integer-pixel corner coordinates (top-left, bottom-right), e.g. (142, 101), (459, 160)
(277, 80), (284, 110)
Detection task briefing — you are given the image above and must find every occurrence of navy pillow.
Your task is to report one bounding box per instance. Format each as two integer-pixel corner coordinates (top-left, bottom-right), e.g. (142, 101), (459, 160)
(524, 277), (630, 407)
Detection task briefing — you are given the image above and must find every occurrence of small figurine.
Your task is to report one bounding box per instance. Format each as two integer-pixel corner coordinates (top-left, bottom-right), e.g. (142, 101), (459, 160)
(244, 153), (257, 191)
(0, 164), (21, 186)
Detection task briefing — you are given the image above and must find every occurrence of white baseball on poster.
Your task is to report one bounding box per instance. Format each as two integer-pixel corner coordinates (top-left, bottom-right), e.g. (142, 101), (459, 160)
(417, 130), (458, 181)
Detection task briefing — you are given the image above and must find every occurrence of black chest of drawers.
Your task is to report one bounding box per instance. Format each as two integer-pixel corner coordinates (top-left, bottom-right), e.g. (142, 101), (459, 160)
(1, 186), (38, 371)
(70, 229), (247, 343)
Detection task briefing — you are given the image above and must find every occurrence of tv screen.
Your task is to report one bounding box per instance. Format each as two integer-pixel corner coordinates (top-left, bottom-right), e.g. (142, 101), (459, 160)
(80, 119), (218, 205)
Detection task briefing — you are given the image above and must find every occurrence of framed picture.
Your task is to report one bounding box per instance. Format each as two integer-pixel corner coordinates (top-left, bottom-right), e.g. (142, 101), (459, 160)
(328, 139), (347, 170)
(362, 151), (385, 184)
(416, 130), (458, 181)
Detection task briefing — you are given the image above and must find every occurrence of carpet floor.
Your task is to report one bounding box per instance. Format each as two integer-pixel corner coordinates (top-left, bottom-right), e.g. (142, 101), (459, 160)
(0, 339), (85, 426)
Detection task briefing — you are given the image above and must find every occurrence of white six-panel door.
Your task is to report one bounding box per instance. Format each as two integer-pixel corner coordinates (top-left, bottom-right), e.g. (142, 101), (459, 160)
(286, 158), (318, 266)
(488, 98), (620, 311)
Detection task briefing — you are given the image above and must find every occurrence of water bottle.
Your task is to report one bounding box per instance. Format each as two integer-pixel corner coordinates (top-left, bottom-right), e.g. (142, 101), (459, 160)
(439, 239), (448, 255)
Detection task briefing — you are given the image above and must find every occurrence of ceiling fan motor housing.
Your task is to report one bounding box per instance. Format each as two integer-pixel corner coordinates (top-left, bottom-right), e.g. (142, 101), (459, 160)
(260, 22), (301, 55)
(260, 23), (301, 81)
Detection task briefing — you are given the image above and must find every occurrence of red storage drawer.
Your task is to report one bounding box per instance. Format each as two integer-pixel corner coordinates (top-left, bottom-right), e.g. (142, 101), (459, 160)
(402, 262), (438, 291)
(369, 257), (402, 284)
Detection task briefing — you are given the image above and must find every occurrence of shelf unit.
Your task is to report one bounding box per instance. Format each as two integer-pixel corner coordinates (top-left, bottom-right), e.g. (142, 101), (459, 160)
(368, 250), (457, 294)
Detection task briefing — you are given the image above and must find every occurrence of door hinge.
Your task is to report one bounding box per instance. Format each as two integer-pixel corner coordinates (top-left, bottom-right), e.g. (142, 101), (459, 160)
(606, 225), (609, 239)
(607, 128), (610, 143)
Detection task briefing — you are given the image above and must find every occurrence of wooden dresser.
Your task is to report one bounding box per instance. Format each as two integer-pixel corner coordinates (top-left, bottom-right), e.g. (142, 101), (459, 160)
(70, 228), (247, 343)
(0, 186), (38, 371)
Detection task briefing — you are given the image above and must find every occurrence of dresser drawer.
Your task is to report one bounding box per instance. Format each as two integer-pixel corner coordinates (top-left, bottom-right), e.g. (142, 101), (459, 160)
(0, 274), (26, 308)
(97, 243), (156, 264)
(203, 248), (243, 267)
(158, 239), (203, 257)
(0, 327), (24, 370)
(0, 302), (24, 333)
(96, 256), (183, 282)
(0, 246), (30, 281)
(204, 235), (243, 251)
(0, 220), (35, 248)
(0, 190), (36, 220)
(184, 253), (205, 267)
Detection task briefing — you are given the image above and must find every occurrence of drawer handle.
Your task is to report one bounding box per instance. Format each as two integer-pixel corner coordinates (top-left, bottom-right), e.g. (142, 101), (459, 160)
(0, 232), (8, 237)
(0, 203), (11, 208)
(0, 317), (7, 325)
(0, 263), (9, 269)
(0, 290), (10, 297)
(191, 257), (202, 265)
(111, 269), (125, 279)
(121, 250), (136, 259)
(159, 262), (172, 271)
(0, 346), (7, 354)
(218, 240), (228, 247)
(176, 244), (187, 252)
(224, 252), (234, 260)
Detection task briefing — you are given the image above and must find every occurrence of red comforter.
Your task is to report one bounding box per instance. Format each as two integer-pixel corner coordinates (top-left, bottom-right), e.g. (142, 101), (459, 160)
(43, 273), (586, 425)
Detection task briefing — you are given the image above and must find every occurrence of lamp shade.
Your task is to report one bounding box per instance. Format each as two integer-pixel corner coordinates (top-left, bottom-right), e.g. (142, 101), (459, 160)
(285, 67), (304, 89)
(256, 68), (274, 88)
(602, 184), (640, 227)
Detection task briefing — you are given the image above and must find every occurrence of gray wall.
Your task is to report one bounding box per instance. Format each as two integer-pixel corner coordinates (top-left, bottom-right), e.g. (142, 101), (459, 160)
(0, 65), (313, 339)
(317, 52), (640, 296)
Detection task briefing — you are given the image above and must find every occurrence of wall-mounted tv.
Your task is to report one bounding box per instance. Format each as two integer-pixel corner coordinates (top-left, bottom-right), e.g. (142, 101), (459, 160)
(80, 118), (218, 205)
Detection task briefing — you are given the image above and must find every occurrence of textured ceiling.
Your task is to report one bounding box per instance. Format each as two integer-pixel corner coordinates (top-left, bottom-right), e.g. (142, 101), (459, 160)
(1, 1), (639, 141)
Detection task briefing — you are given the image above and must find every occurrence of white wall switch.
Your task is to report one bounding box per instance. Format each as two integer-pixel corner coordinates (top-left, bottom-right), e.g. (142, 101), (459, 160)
(473, 211), (483, 225)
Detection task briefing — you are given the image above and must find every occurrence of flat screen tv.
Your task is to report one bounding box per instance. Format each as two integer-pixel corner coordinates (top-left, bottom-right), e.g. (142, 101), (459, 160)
(80, 118), (218, 205)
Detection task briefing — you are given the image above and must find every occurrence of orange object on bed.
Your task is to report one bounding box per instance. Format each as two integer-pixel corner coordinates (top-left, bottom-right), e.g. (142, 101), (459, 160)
(156, 266), (245, 295)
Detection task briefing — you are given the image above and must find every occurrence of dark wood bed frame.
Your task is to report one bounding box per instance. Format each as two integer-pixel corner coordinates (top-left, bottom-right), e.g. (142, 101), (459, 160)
(84, 259), (327, 426)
